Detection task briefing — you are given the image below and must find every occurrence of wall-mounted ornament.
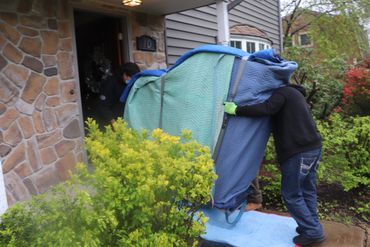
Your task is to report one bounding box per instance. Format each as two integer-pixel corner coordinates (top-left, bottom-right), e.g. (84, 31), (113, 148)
(136, 35), (156, 52)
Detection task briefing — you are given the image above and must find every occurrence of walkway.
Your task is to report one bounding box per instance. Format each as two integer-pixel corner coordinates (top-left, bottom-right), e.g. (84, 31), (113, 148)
(312, 221), (367, 247)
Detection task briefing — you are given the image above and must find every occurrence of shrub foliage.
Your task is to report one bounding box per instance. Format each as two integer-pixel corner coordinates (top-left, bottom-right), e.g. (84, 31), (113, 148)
(282, 47), (346, 119)
(0, 119), (217, 247)
(262, 113), (370, 193)
(341, 59), (370, 116)
(316, 113), (370, 191)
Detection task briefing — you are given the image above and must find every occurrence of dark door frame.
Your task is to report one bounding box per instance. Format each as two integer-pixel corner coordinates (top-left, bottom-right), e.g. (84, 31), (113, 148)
(69, 4), (132, 164)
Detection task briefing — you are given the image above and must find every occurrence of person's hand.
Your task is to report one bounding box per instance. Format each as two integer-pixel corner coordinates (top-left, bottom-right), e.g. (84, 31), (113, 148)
(110, 119), (116, 131)
(224, 101), (237, 115)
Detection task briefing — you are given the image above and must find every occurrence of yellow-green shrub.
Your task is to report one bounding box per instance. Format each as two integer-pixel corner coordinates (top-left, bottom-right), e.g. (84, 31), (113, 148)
(316, 113), (370, 191)
(0, 119), (217, 247)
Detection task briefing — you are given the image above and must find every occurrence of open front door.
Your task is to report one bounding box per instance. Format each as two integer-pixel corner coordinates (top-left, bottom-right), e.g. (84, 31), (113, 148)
(74, 10), (126, 129)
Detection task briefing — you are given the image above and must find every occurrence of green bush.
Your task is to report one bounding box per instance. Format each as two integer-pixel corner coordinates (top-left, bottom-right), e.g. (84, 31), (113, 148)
(0, 119), (217, 247)
(282, 47), (346, 119)
(0, 184), (105, 247)
(316, 113), (370, 191)
(261, 114), (370, 195)
(260, 138), (281, 201)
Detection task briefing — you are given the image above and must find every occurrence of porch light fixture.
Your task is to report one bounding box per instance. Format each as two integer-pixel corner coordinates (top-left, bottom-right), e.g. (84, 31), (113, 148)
(122, 0), (142, 7)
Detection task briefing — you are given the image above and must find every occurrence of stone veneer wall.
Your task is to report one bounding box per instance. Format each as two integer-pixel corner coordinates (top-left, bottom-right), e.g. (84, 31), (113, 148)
(130, 12), (167, 70)
(0, 0), (167, 206)
(0, 0), (83, 206)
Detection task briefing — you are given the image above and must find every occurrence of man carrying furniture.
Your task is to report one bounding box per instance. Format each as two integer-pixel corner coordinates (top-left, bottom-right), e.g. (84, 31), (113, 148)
(224, 84), (325, 247)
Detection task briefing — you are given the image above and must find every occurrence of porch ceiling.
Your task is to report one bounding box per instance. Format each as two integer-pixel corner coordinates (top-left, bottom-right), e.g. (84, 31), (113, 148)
(101, 0), (218, 15)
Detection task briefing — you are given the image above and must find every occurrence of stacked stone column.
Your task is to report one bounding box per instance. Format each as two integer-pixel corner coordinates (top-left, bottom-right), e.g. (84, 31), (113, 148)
(130, 12), (167, 70)
(0, 0), (83, 205)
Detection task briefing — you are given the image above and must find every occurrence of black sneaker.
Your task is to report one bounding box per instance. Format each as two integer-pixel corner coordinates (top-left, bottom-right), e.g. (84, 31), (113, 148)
(293, 234), (326, 246)
(296, 226), (303, 234)
(199, 238), (234, 247)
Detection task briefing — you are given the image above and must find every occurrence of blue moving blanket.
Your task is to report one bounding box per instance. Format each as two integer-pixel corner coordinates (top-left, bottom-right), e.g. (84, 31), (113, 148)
(201, 209), (298, 247)
(123, 51), (236, 150)
(214, 53), (298, 209)
(121, 45), (298, 211)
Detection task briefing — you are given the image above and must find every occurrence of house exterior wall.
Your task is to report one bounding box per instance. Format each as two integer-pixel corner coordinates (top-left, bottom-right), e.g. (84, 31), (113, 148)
(0, 0), (166, 206)
(165, 0), (282, 65)
(282, 12), (315, 48)
(0, 0), (83, 206)
(130, 12), (167, 70)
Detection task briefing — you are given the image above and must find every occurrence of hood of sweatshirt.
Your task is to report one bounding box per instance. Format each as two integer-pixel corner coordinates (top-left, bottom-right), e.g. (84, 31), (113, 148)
(287, 84), (307, 97)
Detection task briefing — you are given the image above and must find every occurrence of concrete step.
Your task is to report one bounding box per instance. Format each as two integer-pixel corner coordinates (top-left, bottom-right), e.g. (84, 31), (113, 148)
(298, 221), (366, 247)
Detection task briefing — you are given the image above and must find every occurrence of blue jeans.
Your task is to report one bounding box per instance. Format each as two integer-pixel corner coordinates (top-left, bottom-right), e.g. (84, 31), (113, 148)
(280, 148), (324, 238)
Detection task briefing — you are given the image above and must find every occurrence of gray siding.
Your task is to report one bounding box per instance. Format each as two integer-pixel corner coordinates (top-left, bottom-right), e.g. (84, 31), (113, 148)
(165, 0), (281, 65)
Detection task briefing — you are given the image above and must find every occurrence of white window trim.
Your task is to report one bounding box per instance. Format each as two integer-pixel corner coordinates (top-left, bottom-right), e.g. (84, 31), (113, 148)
(230, 35), (272, 53)
(0, 161), (8, 215)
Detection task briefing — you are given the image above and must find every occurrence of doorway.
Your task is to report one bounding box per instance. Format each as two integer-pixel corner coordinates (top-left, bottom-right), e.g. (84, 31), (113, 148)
(74, 10), (126, 128)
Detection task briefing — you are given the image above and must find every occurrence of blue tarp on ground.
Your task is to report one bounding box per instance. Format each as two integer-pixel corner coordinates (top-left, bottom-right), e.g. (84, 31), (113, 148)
(201, 209), (298, 247)
(122, 45), (297, 211)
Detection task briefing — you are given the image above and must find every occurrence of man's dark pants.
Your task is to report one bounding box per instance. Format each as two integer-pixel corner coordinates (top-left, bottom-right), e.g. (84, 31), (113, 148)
(280, 148), (324, 238)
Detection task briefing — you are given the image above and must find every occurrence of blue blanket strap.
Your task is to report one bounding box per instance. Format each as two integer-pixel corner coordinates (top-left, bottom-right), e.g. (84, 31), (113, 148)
(212, 56), (248, 160)
(225, 200), (247, 226)
(159, 73), (167, 129)
(210, 56), (248, 226)
(221, 57), (248, 226)
(230, 56), (248, 101)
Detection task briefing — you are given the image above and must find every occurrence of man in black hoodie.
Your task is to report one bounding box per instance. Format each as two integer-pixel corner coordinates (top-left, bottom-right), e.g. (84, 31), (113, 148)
(224, 84), (325, 246)
(96, 62), (140, 128)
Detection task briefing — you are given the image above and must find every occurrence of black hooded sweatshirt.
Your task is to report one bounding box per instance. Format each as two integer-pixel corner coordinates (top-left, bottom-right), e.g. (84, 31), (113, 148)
(235, 84), (322, 163)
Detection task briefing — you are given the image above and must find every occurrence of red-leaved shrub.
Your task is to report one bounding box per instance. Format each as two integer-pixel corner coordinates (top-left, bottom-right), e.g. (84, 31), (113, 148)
(341, 59), (370, 115)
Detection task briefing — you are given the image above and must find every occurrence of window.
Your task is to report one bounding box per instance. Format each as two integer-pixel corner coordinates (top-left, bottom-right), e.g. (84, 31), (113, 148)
(299, 33), (311, 46)
(246, 42), (255, 53)
(230, 38), (271, 53)
(230, 40), (242, 49)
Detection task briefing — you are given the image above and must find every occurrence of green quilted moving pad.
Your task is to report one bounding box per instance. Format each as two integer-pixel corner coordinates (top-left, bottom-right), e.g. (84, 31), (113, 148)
(124, 53), (235, 152)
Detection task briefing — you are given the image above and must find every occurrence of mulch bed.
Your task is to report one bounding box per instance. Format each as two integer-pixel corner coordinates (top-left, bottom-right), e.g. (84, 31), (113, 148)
(261, 182), (370, 229)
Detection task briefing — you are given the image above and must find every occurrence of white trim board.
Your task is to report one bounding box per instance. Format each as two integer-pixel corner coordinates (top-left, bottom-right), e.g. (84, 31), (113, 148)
(0, 160), (8, 215)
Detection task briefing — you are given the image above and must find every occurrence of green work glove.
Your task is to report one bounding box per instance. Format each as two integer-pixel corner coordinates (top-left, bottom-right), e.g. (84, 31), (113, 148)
(224, 101), (237, 115)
